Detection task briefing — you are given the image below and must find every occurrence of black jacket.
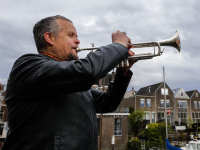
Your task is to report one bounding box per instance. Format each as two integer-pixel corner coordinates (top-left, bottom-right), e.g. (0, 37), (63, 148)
(3, 43), (132, 150)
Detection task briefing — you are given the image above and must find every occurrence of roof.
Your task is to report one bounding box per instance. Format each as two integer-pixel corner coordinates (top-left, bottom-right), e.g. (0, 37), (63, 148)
(185, 90), (196, 98)
(124, 90), (137, 99)
(172, 88), (181, 96)
(135, 82), (163, 95)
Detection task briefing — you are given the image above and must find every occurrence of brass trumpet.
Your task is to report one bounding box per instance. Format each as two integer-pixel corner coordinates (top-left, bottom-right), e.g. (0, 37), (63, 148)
(77, 31), (180, 61)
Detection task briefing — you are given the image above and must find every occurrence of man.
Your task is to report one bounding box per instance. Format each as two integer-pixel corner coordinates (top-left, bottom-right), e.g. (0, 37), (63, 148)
(3, 15), (136, 150)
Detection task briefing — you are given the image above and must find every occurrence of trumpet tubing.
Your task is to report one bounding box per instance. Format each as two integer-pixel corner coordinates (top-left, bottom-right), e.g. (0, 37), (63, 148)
(77, 31), (181, 64)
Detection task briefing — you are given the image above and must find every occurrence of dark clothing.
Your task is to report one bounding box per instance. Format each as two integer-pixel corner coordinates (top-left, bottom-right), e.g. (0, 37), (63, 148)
(3, 43), (132, 150)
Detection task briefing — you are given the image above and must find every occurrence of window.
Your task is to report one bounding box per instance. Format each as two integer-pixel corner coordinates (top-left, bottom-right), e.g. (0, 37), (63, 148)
(143, 113), (150, 123)
(192, 113), (195, 118)
(160, 100), (164, 107)
(178, 113), (188, 123)
(152, 113), (155, 123)
(181, 92), (183, 96)
(199, 102), (200, 109)
(194, 101), (198, 109)
(114, 118), (122, 135)
(147, 99), (151, 107)
(157, 112), (165, 121)
(192, 113), (195, 122)
(166, 100), (170, 107)
(161, 88), (168, 95)
(177, 101), (187, 108)
(140, 99), (145, 107)
(188, 143), (196, 150)
(197, 93), (199, 97)
(196, 113), (200, 123)
(97, 118), (101, 136)
(125, 107), (129, 113)
(160, 99), (170, 108)
(197, 144), (200, 150)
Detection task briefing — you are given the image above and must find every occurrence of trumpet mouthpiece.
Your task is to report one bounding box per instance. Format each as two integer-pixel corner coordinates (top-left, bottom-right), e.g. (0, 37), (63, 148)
(76, 47), (81, 52)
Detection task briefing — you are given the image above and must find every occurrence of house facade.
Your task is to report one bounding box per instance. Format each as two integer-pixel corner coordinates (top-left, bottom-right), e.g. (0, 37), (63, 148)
(0, 83), (8, 147)
(131, 82), (175, 125)
(173, 88), (190, 125)
(96, 113), (130, 150)
(186, 90), (200, 123)
(2, 75), (200, 150)
(120, 83), (200, 127)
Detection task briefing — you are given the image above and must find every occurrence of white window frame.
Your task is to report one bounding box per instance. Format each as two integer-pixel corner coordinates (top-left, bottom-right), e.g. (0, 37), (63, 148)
(166, 100), (170, 108)
(140, 99), (145, 107)
(152, 113), (155, 123)
(192, 112), (195, 122)
(114, 118), (122, 136)
(157, 112), (165, 120)
(143, 113), (150, 123)
(194, 101), (198, 109)
(147, 99), (151, 108)
(178, 112), (188, 123)
(177, 100), (188, 108)
(160, 100), (164, 107)
(161, 88), (169, 95)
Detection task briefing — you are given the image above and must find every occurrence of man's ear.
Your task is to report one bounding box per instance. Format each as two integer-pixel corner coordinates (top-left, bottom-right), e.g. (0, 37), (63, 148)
(44, 32), (55, 45)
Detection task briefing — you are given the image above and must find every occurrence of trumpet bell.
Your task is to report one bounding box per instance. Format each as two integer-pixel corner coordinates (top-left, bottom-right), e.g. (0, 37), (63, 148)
(128, 31), (181, 60)
(158, 31), (181, 53)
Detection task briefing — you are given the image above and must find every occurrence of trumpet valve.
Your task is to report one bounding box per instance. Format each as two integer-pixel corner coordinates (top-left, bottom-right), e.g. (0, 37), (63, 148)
(124, 59), (129, 66)
(120, 61), (124, 67)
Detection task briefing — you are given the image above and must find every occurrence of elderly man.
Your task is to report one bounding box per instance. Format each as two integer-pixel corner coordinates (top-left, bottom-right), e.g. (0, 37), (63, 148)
(3, 15), (136, 150)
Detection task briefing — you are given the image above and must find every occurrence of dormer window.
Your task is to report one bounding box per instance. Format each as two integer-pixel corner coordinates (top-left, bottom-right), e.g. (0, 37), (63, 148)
(161, 88), (168, 95)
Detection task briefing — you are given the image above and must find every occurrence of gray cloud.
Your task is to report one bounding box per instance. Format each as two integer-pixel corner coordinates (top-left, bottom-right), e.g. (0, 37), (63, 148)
(0, 0), (199, 93)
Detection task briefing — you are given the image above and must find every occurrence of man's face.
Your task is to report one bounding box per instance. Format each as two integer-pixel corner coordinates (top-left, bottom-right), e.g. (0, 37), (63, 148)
(53, 19), (80, 61)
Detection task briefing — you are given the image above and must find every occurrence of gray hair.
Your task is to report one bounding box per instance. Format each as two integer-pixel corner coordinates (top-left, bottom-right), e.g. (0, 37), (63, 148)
(33, 15), (72, 52)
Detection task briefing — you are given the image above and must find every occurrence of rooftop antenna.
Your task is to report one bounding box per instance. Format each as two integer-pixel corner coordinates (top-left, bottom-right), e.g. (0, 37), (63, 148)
(91, 43), (94, 52)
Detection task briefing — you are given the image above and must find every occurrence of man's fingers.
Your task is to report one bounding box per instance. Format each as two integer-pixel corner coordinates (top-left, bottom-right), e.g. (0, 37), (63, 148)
(128, 50), (135, 56)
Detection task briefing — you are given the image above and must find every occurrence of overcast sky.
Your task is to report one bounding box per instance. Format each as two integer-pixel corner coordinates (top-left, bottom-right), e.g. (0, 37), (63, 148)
(0, 0), (200, 92)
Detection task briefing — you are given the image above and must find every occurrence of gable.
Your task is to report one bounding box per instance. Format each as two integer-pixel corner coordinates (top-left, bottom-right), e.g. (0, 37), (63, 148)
(174, 88), (189, 99)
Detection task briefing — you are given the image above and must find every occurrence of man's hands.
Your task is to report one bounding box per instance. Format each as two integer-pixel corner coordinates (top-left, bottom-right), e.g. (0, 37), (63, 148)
(112, 30), (131, 47)
(117, 50), (137, 76)
(112, 30), (137, 75)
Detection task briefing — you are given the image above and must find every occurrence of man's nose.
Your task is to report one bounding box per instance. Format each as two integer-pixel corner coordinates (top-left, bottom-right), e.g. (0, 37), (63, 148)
(75, 38), (80, 45)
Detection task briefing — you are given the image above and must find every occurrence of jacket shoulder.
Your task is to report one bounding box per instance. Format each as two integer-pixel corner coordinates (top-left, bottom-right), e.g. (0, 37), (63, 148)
(9, 54), (54, 83)
(15, 53), (49, 63)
